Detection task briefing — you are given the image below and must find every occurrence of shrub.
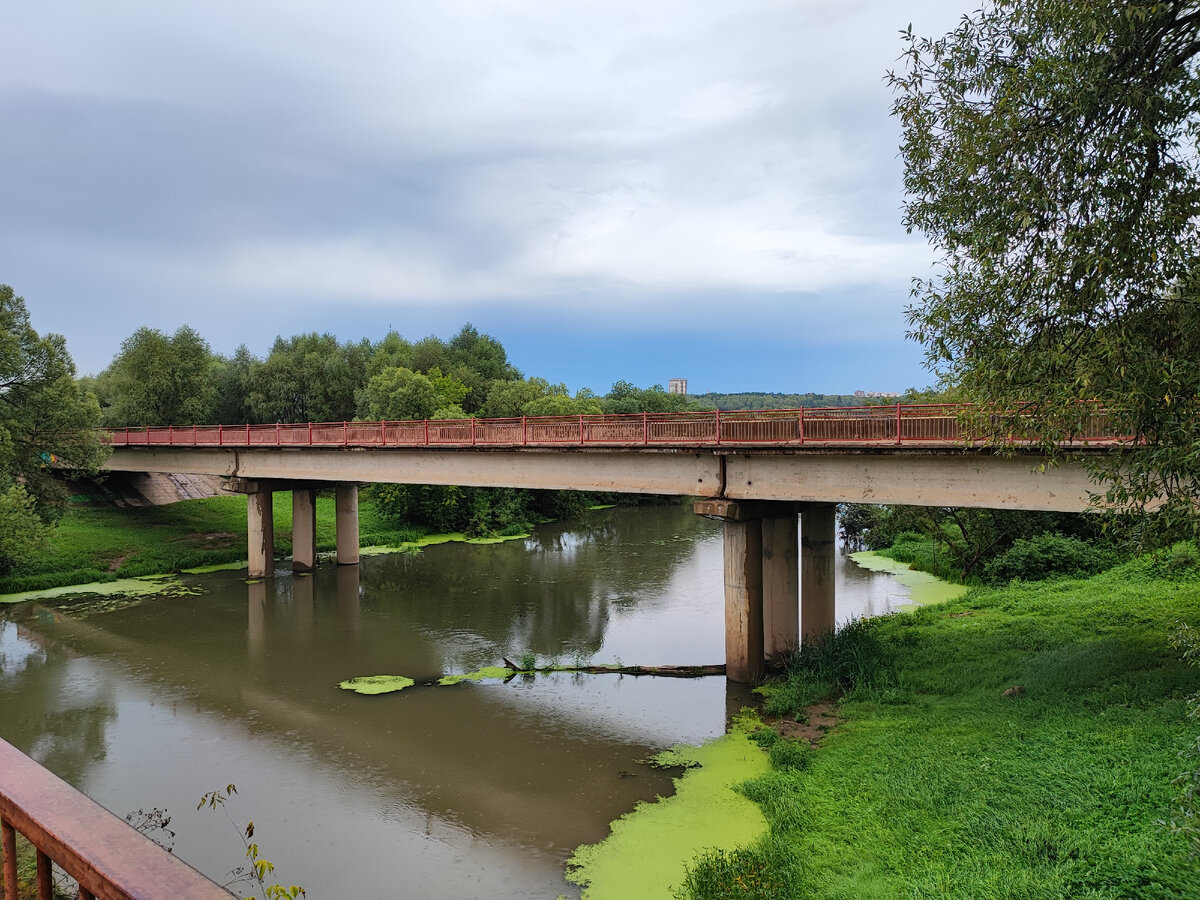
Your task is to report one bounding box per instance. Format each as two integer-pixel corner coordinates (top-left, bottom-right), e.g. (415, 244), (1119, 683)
(982, 533), (1118, 583)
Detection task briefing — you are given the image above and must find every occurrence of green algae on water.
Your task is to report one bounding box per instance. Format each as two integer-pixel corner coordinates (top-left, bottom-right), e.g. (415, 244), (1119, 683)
(850, 550), (968, 606)
(358, 530), (529, 557)
(0, 575), (194, 605)
(566, 732), (769, 900)
(339, 675), (416, 695)
(437, 666), (513, 685)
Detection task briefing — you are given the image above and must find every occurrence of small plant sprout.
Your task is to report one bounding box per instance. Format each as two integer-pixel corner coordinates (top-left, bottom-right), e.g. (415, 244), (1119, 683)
(197, 785), (305, 900)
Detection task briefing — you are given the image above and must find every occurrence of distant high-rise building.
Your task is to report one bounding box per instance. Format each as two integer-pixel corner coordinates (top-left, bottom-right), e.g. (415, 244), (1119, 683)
(668, 378), (688, 395)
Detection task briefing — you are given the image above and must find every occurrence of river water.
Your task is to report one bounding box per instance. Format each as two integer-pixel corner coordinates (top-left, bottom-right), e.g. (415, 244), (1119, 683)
(0, 504), (913, 898)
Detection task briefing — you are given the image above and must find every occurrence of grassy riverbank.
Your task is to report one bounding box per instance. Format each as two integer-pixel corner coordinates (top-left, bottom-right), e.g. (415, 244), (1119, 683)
(665, 555), (1200, 899)
(0, 492), (449, 594)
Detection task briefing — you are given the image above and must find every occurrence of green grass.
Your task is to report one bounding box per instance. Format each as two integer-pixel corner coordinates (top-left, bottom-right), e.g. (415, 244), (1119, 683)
(0, 492), (432, 593)
(682, 561), (1200, 899)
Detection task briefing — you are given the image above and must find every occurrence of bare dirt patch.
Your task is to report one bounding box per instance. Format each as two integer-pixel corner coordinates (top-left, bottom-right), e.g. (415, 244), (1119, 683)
(771, 699), (841, 747)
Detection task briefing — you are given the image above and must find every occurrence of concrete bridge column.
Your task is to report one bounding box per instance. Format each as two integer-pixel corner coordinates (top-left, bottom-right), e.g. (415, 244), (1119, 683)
(336, 484), (360, 566)
(800, 502), (837, 642)
(722, 515), (764, 683)
(247, 490), (274, 579)
(695, 499), (801, 682)
(762, 511), (800, 662)
(292, 487), (318, 573)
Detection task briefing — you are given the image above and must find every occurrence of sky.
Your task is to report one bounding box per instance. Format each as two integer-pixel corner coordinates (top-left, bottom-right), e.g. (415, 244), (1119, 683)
(3, 0), (968, 395)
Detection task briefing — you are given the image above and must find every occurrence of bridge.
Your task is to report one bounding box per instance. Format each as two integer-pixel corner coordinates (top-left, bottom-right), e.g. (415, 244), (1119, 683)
(101, 405), (1123, 682)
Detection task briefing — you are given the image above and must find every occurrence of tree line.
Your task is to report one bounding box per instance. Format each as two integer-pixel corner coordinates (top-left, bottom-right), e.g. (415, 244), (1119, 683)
(81, 323), (715, 428)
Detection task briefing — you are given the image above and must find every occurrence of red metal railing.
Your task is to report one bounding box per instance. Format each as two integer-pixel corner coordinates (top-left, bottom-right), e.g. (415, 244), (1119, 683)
(0, 737), (228, 900)
(106, 404), (1126, 450)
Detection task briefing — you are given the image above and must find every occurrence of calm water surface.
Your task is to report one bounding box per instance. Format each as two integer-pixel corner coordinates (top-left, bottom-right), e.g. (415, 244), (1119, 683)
(0, 505), (913, 898)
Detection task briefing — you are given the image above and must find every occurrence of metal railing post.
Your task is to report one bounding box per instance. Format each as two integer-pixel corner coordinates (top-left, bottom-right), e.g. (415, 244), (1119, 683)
(245, 423), (250, 445)
(799, 406), (805, 444)
(522, 416), (528, 445)
(424, 419), (429, 445)
(168, 425), (173, 445)
(308, 422), (313, 445)
(471, 417), (476, 445)
(643, 412), (648, 445)
(3, 818), (18, 900)
(343, 421), (349, 445)
(218, 424), (223, 446)
(714, 409), (720, 445)
(896, 403), (902, 445)
(276, 422), (281, 444)
(579, 414), (585, 445)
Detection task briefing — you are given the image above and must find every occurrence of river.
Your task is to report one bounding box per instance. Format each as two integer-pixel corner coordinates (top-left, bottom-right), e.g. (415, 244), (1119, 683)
(0, 504), (914, 898)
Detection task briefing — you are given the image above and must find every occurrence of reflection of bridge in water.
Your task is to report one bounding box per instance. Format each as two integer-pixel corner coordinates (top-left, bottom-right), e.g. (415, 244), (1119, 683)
(103, 406), (1120, 682)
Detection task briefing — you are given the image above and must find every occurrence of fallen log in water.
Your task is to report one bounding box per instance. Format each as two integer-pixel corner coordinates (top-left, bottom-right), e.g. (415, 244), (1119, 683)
(502, 658), (725, 678)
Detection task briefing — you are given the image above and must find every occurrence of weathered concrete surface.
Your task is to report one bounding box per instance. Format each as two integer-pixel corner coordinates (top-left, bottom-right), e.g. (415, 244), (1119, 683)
(335, 484), (360, 566)
(799, 503), (836, 641)
(761, 512), (799, 663)
(105, 446), (1100, 511)
(105, 447), (723, 498)
(723, 451), (1097, 512)
(292, 488), (317, 573)
(247, 491), (274, 579)
(723, 518), (764, 683)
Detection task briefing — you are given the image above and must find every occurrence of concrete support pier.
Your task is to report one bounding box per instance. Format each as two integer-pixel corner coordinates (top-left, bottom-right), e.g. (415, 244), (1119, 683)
(695, 499), (802, 682)
(335, 484), (360, 566)
(800, 503), (837, 642)
(722, 516), (764, 683)
(762, 512), (800, 662)
(292, 487), (318, 573)
(247, 490), (274, 579)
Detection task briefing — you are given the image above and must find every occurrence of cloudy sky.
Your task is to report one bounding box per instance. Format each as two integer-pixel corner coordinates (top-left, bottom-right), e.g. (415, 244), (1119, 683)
(3, 0), (966, 395)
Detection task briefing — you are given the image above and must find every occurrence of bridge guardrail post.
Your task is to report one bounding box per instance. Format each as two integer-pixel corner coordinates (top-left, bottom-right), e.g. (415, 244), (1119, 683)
(343, 422), (348, 446)
(579, 414), (584, 445)
(896, 403), (902, 445)
(799, 407), (804, 444)
(523, 416), (528, 445)
(218, 424), (222, 446)
(715, 409), (720, 445)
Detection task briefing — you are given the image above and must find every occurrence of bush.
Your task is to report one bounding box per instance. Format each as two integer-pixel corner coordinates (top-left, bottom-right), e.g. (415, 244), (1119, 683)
(982, 533), (1118, 583)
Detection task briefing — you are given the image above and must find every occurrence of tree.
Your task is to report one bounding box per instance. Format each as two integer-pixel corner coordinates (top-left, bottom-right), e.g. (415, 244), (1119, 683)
(358, 366), (439, 420)
(98, 325), (217, 426)
(247, 333), (370, 423)
(0, 286), (106, 570)
(890, 1), (1200, 535)
(211, 345), (259, 424)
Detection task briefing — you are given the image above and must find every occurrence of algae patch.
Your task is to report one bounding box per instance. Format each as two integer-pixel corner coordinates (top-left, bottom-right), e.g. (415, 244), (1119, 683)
(339, 675), (416, 695)
(0, 575), (195, 606)
(437, 666), (512, 685)
(850, 551), (968, 606)
(566, 732), (769, 899)
(359, 530), (529, 557)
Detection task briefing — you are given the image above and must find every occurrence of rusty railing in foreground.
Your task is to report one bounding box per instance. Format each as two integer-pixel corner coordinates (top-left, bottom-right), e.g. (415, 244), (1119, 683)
(0, 737), (228, 900)
(106, 403), (1126, 450)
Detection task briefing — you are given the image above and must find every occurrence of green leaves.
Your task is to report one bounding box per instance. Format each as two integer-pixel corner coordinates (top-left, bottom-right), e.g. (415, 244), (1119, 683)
(890, 1), (1200, 542)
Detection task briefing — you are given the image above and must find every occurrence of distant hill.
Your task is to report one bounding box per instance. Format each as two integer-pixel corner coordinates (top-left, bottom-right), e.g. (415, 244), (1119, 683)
(690, 392), (867, 411)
